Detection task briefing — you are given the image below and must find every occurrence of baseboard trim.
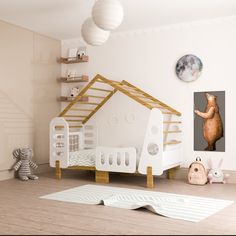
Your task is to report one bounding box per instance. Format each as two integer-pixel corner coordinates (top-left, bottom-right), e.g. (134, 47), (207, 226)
(1, 165), (236, 184)
(35, 163), (51, 174)
(173, 168), (236, 184)
(0, 170), (14, 181)
(0, 163), (51, 181)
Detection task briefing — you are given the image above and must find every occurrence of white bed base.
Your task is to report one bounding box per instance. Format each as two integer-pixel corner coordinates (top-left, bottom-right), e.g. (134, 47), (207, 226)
(50, 108), (182, 176)
(96, 147), (137, 173)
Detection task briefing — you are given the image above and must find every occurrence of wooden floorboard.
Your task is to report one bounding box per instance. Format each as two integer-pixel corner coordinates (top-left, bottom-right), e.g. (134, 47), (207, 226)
(0, 170), (236, 235)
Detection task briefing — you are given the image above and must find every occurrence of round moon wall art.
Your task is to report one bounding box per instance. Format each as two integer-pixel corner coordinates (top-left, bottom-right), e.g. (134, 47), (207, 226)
(176, 54), (203, 82)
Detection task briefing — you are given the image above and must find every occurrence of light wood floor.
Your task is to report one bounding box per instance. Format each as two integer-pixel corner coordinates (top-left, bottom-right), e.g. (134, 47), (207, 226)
(0, 170), (236, 235)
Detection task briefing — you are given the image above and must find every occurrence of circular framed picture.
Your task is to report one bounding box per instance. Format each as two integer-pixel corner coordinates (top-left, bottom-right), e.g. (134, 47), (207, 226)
(176, 54), (203, 82)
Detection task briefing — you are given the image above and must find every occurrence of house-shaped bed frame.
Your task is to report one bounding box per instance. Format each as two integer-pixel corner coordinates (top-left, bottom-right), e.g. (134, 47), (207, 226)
(50, 74), (182, 188)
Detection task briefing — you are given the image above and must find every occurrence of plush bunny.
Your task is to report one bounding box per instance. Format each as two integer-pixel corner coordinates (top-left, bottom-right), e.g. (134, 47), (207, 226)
(208, 158), (229, 184)
(12, 148), (39, 181)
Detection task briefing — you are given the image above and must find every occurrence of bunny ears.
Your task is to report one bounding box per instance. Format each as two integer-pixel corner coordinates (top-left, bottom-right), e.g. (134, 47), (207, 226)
(208, 158), (224, 169)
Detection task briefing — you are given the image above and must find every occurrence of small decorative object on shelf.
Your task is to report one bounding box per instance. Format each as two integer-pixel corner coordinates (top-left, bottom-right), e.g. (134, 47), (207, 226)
(70, 87), (80, 98)
(188, 157), (208, 185)
(66, 70), (77, 80)
(77, 46), (87, 59)
(68, 48), (78, 61)
(208, 158), (230, 184)
(12, 148), (39, 181)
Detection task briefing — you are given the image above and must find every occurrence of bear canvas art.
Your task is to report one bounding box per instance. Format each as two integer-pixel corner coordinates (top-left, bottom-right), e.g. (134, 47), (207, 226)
(194, 91), (225, 152)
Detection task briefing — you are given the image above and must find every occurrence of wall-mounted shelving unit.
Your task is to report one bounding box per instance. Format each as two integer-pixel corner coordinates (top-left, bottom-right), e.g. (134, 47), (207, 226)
(58, 96), (89, 102)
(58, 54), (89, 109)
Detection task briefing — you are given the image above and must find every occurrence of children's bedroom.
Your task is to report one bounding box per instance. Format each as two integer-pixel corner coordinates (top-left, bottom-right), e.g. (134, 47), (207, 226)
(0, 0), (236, 235)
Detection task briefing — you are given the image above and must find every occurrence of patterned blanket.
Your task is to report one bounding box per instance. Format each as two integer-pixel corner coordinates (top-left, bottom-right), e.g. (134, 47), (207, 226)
(69, 149), (96, 167)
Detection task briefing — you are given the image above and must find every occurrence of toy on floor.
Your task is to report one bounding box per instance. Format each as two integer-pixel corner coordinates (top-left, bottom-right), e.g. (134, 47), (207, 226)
(208, 158), (229, 184)
(188, 157), (208, 185)
(12, 148), (39, 181)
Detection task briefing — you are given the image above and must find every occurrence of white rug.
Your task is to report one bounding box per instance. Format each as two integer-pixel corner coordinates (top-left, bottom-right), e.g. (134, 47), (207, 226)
(40, 184), (233, 222)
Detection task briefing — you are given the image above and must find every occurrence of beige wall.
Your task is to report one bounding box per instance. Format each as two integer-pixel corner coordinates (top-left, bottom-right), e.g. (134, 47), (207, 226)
(0, 20), (61, 180)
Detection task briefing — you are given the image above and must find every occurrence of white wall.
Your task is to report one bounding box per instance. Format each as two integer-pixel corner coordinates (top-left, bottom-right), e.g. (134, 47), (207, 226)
(62, 16), (236, 171)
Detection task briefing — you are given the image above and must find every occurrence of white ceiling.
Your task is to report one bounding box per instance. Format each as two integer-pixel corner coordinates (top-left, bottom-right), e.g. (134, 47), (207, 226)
(0, 0), (236, 40)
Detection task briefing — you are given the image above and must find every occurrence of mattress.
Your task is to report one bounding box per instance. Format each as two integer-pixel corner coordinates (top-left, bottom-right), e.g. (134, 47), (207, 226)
(69, 149), (96, 167)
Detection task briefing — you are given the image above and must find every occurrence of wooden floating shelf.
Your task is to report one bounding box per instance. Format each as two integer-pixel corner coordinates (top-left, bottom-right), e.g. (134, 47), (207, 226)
(57, 75), (89, 83)
(59, 56), (89, 64)
(58, 96), (89, 102)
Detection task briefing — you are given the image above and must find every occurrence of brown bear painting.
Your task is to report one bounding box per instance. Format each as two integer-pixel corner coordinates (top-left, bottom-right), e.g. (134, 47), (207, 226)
(194, 91), (225, 152)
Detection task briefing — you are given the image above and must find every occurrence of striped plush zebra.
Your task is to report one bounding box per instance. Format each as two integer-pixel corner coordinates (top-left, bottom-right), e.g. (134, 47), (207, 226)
(13, 148), (39, 181)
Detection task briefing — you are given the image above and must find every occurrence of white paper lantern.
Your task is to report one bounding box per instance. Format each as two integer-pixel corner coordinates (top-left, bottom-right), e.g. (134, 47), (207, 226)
(81, 17), (110, 46)
(92, 0), (124, 31)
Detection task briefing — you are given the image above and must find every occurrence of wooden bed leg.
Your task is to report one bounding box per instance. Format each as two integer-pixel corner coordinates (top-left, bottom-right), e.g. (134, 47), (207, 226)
(96, 171), (109, 184)
(167, 166), (180, 180)
(147, 166), (154, 188)
(56, 160), (61, 180)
